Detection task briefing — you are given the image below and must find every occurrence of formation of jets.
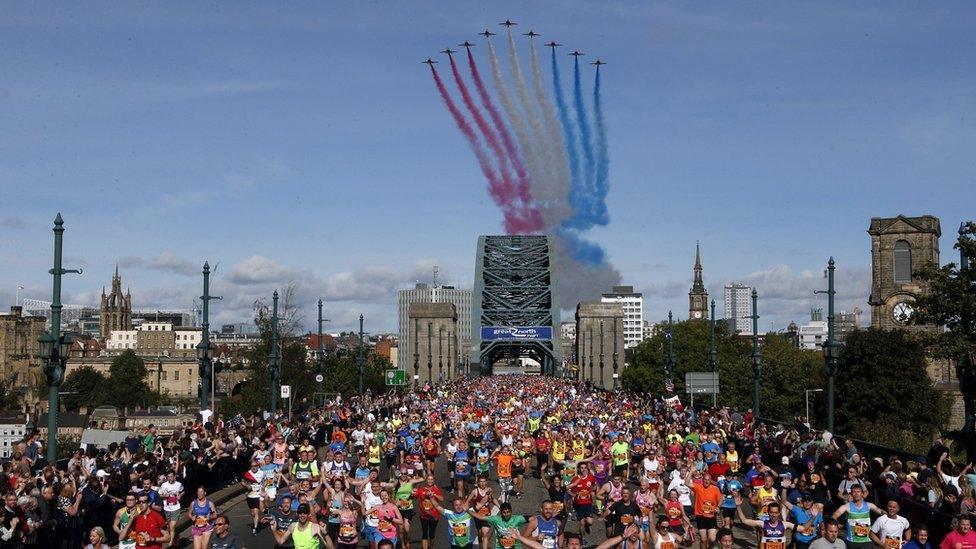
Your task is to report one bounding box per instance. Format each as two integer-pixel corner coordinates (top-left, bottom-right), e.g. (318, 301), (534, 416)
(425, 21), (605, 67)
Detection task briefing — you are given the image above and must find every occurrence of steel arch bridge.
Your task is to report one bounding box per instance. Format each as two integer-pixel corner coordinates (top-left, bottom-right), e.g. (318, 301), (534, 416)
(472, 235), (561, 376)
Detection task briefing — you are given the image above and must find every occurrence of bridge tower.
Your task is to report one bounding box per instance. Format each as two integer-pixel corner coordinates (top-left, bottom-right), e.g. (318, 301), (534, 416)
(472, 235), (561, 376)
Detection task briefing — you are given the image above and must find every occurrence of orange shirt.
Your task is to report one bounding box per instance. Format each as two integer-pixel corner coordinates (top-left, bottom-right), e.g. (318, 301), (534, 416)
(496, 454), (514, 478)
(691, 483), (722, 518)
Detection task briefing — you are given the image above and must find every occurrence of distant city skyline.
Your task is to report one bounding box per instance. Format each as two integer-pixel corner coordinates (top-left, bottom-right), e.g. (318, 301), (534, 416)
(1, 2), (973, 333)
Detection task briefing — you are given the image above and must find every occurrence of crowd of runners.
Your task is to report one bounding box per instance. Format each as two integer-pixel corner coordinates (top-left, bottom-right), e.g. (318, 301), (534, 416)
(1, 375), (973, 548)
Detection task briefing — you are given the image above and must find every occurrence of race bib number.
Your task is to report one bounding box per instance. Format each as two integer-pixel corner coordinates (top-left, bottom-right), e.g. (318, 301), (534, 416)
(195, 516), (209, 527)
(660, 542), (676, 549)
(397, 498), (411, 509)
(552, 501), (564, 513)
(378, 519), (394, 532)
(884, 537), (902, 549)
(542, 538), (557, 549)
(762, 540), (786, 549)
(422, 500), (434, 510)
(452, 523), (468, 537)
(339, 524), (356, 541)
(620, 513), (634, 525)
(500, 535), (517, 548)
(702, 501), (716, 514)
(854, 524), (870, 538)
(296, 471), (310, 479)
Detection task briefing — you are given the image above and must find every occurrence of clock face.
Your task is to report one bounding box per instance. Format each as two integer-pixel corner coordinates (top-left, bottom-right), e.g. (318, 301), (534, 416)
(892, 301), (914, 324)
(692, 311), (702, 319)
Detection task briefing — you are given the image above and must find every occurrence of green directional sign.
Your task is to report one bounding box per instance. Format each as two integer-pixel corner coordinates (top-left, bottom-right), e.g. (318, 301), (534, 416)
(385, 369), (406, 386)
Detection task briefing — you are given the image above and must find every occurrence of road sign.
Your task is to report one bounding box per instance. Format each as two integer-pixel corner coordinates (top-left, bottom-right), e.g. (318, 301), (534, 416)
(385, 369), (406, 386)
(281, 385), (291, 398)
(684, 372), (719, 395)
(315, 374), (324, 383)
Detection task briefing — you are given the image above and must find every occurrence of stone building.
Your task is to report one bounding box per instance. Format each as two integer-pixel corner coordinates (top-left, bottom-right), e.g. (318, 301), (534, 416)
(868, 214), (963, 427)
(406, 303), (458, 386)
(0, 306), (45, 407)
(100, 266), (132, 340)
(66, 356), (200, 398)
(868, 215), (941, 332)
(575, 302), (626, 390)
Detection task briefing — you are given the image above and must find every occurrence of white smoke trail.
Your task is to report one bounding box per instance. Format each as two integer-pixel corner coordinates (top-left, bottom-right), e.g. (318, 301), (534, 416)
(486, 38), (544, 228)
(528, 37), (573, 226)
(506, 30), (560, 229)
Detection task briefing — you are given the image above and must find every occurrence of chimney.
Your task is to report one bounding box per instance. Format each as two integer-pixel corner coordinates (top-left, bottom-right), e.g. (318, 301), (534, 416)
(10, 306), (22, 318)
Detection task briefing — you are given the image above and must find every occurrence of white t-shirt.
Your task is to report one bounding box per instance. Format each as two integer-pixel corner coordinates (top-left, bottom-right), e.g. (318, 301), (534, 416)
(200, 409), (213, 425)
(667, 478), (692, 506)
(159, 481), (183, 512)
(871, 514), (910, 545)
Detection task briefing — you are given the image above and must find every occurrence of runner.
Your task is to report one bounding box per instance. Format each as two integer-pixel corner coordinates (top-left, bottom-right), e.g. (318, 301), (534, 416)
(688, 471), (722, 549)
(734, 493), (797, 549)
(271, 504), (329, 549)
(412, 474), (443, 549)
(187, 486), (216, 549)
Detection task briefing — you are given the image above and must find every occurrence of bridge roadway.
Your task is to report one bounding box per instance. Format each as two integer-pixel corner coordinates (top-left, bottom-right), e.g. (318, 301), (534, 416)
(185, 454), (759, 548)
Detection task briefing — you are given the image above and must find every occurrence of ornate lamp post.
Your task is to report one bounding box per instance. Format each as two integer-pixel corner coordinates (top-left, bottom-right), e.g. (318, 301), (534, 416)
(413, 318), (420, 388)
(598, 320), (605, 389)
(708, 299), (717, 406)
(38, 214), (82, 463)
(316, 299), (327, 406)
(611, 317), (619, 391)
(427, 321), (433, 385)
(749, 290), (761, 418)
(588, 329), (595, 384)
(438, 325), (444, 381)
(357, 315), (365, 394)
(816, 258), (838, 432)
(666, 311), (675, 384)
(269, 290), (280, 415)
(196, 261), (219, 412)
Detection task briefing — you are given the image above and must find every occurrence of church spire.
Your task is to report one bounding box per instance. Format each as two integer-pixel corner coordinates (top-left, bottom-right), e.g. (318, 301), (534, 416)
(691, 241), (705, 293)
(689, 241), (708, 320)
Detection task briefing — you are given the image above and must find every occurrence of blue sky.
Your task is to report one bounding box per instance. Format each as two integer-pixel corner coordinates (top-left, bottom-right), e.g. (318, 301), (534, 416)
(1, 2), (974, 333)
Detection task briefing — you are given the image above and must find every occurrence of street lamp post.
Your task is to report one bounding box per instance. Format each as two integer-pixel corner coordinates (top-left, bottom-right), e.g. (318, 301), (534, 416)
(588, 329), (594, 384)
(805, 389), (824, 427)
(816, 257), (838, 432)
(413, 318), (420, 389)
(612, 317), (619, 391)
(962, 222), (971, 271)
(446, 330), (453, 381)
(438, 325), (444, 381)
(666, 311), (675, 384)
(427, 322), (433, 385)
(579, 331), (586, 383)
(357, 315), (365, 394)
(599, 320), (605, 389)
(749, 290), (761, 418)
(316, 299), (327, 407)
(196, 261), (219, 412)
(708, 299), (717, 406)
(269, 290), (280, 415)
(38, 214), (82, 464)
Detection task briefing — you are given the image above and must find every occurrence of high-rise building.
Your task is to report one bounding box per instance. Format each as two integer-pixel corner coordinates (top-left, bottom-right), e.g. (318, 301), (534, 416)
(397, 283), (472, 370)
(724, 283), (753, 334)
(688, 242), (709, 321)
(100, 265), (132, 341)
(600, 285), (644, 349)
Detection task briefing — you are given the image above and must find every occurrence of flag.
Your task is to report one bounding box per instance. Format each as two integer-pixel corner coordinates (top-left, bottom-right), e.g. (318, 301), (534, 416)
(664, 379), (674, 393)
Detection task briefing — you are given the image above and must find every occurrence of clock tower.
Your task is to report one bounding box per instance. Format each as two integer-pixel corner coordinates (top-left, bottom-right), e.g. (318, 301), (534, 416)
(688, 241), (708, 321)
(868, 215), (941, 332)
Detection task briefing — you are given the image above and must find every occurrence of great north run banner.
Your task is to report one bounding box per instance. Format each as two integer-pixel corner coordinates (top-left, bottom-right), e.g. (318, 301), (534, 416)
(481, 326), (553, 340)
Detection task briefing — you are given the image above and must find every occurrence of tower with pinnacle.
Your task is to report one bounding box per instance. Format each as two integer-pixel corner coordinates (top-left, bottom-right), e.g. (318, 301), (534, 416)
(100, 265), (132, 340)
(688, 242), (708, 320)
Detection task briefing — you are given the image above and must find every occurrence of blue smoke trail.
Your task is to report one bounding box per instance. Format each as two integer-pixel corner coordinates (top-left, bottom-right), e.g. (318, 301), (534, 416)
(568, 55), (596, 230)
(556, 227), (606, 265)
(551, 47), (583, 228)
(592, 66), (609, 225)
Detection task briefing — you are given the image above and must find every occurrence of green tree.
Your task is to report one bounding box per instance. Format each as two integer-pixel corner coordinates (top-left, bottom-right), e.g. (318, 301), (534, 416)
(105, 350), (154, 410)
(60, 366), (108, 411)
(913, 221), (976, 457)
(623, 320), (823, 422)
(835, 328), (948, 452)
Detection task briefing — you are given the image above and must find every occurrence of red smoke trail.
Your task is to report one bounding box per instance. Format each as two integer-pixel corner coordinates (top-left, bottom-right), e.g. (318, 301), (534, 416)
(465, 48), (536, 211)
(446, 54), (515, 199)
(429, 64), (528, 233)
